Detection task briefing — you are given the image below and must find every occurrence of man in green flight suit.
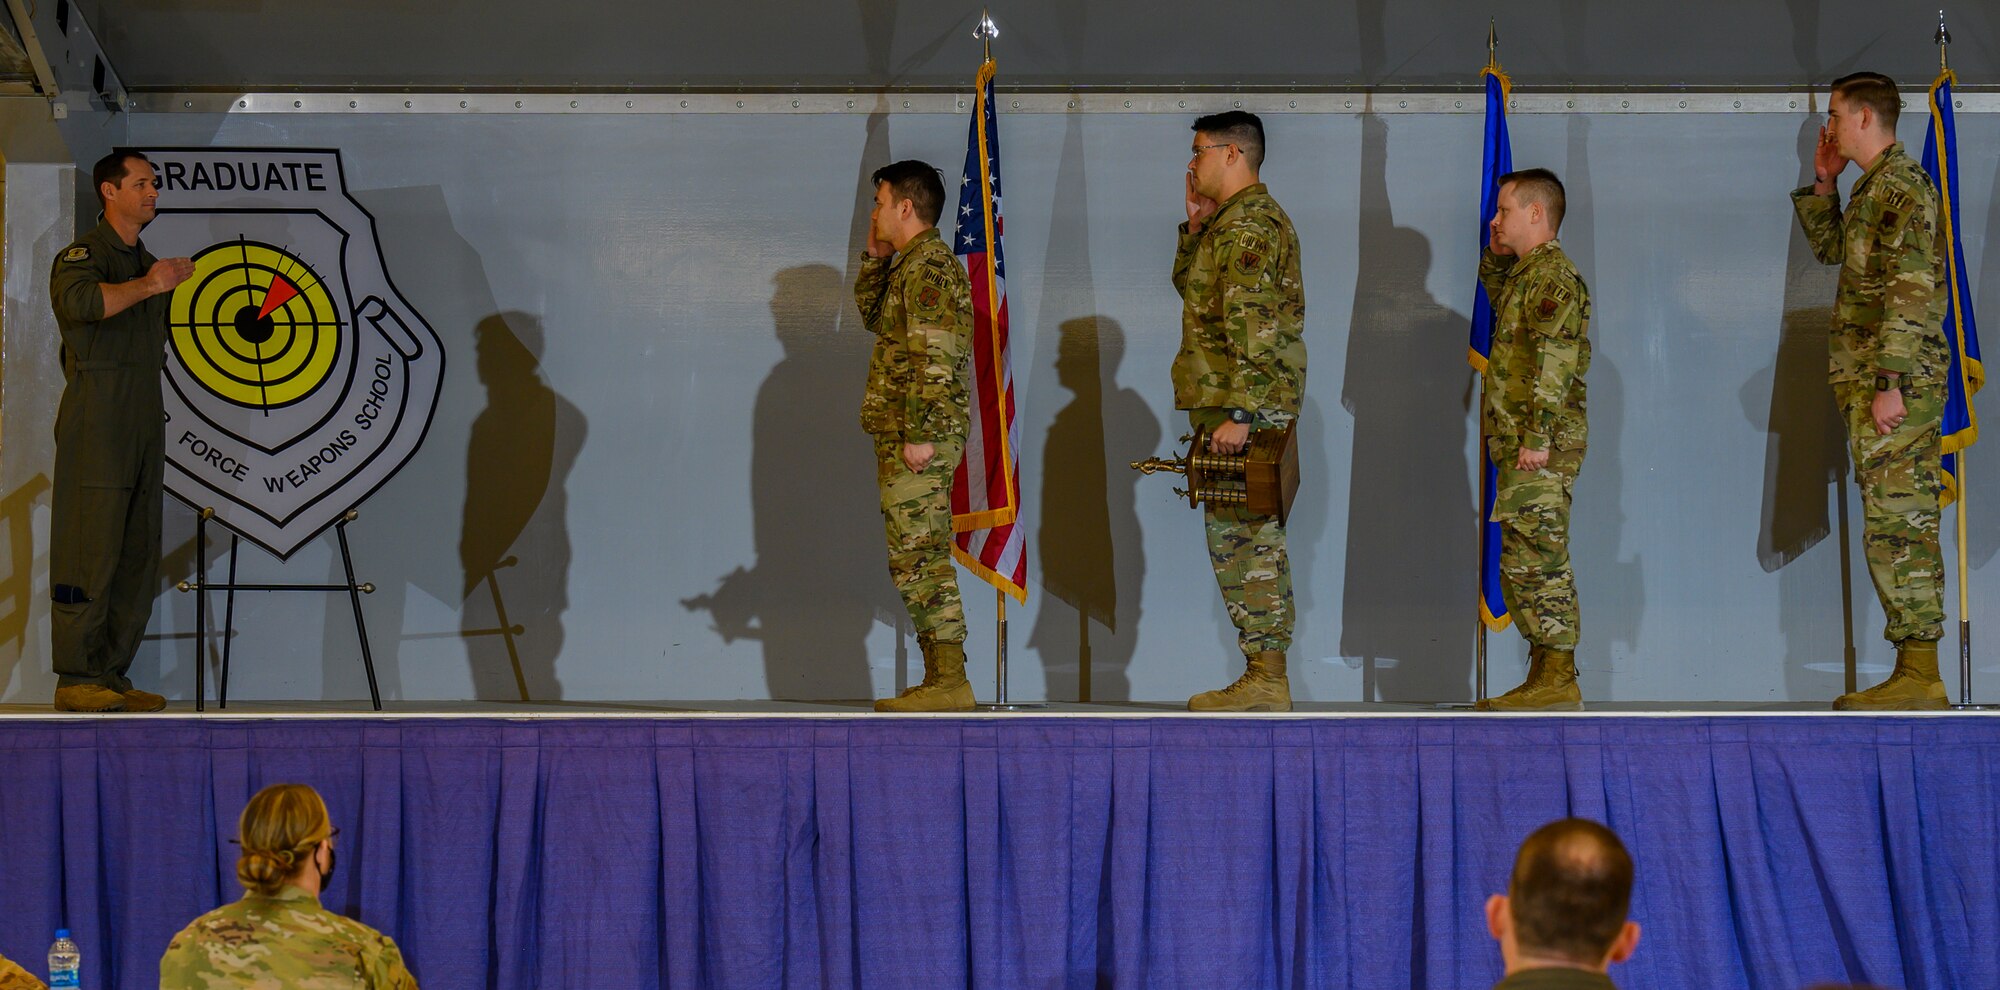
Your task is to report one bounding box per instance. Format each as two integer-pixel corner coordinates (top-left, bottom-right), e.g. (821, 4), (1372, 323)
(854, 160), (977, 712)
(1791, 72), (1952, 710)
(47, 151), (193, 712)
(1174, 111), (1308, 712)
(1475, 169), (1592, 712)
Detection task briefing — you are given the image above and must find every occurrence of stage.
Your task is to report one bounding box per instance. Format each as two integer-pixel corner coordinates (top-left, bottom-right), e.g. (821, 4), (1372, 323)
(0, 704), (1993, 990)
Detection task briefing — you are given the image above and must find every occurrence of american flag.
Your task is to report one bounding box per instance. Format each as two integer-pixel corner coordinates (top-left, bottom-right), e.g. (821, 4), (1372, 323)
(950, 58), (1027, 601)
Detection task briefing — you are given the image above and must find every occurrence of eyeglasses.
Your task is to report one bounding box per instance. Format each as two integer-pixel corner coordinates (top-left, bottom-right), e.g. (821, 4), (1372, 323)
(1190, 143), (1231, 157)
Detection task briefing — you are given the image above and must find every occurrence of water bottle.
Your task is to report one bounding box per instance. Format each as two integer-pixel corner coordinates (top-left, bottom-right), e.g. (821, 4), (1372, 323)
(48, 928), (79, 989)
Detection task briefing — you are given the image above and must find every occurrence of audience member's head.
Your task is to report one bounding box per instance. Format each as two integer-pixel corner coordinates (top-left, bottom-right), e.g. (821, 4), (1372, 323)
(1486, 818), (1642, 975)
(236, 782), (337, 897)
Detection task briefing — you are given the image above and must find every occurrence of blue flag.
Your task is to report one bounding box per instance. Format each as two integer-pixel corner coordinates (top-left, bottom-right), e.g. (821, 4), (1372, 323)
(1469, 66), (1513, 631)
(1922, 70), (1983, 506)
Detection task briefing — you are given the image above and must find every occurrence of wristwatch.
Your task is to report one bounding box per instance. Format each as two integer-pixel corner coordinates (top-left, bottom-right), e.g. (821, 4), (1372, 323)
(1226, 407), (1254, 425)
(1875, 375), (1900, 393)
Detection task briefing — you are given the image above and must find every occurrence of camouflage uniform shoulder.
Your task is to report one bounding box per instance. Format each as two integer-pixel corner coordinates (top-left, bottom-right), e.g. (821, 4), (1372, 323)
(901, 230), (960, 270)
(1210, 189), (1290, 240)
(1867, 152), (1938, 235)
(1512, 243), (1579, 292)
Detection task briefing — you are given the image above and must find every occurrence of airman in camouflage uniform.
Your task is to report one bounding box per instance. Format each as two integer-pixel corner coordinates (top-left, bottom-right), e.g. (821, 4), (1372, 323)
(1474, 169), (1591, 712)
(855, 161), (976, 711)
(158, 886), (418, 988)
(1174, 112), (1307, 712)
(0, 953), (44, 990)
(1792, 72), (1951, 710)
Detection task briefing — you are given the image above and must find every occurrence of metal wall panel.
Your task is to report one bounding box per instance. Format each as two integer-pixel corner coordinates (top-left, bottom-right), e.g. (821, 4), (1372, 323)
(1, 106), (1993, 704)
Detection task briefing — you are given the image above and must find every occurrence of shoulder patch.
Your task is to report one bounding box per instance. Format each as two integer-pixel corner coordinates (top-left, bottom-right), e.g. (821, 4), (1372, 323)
(60, 244), (91, 264)
(1219, 226), (1274, 286)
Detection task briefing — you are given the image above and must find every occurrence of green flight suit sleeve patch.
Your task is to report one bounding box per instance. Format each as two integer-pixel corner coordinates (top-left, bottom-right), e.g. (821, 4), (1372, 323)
(60, 244), (91, 264)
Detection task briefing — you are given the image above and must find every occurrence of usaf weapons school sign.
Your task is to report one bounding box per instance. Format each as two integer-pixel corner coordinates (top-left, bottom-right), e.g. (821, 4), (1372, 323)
(141, 148), (445, 557)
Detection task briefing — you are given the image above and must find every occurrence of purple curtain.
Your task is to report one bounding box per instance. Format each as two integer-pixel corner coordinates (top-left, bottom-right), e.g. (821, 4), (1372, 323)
(0, 716), (1992, 989)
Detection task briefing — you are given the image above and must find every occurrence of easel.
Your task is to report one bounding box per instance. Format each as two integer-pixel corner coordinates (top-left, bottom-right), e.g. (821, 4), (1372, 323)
(176, 506), (381, 711)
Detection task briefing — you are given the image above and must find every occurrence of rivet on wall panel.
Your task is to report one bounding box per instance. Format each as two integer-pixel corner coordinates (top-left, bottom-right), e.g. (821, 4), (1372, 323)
(405, 100), (413, 108)
(351, 100), (359, 109)
(901, 100), (910, 108)
(681, 100), (690, 108)
(569, 100), (578, 108)
(1398, 100), (1407, 108)
(1566, 99), (1574, 108)
(1789, 100), (1797, 108)
(1011, 100), (1019, 109)
(460, 100), (468, 108)
(514, 100), (522, 108)
(183, 100), (192, 108)
(1290, 100), (1298, 108)
(1233, 100), (1242, 108)
(1733, 100), (1742, 108)
(1124, 100), (1132, 108)
(1454, 100), (1462, 109)
(294, 100), (303, 108)
(1178, 100), (1186, 108)
(791, 99), (800, 108)
(626, 100), (635, 108)
(1678, 100), (1687, 108)
(1344, 99), (1352, 109)
(238, 100), (247, 108)
(1067, 100), (1077, 109)
(1621, 100), (1630, 109)
(846, 99), (855, 108)
(738, 100), (747, 108)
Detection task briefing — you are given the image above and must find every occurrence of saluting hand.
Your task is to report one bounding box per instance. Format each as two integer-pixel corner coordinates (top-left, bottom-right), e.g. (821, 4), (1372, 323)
(1812, 124), (1843, 193)
(1186, 173), (1218, 233)
(148, 258), (195, 295)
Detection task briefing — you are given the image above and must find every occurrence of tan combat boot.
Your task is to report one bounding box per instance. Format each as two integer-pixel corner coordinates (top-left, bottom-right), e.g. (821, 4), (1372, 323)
(1188, 650), (1293, 712)
(53, 684), (127, 712)
(1834, 638), (1949, 711)
(120, 688), (168, 712)
(1476, 645), (1584, 711)
(875, 638), (976, 712)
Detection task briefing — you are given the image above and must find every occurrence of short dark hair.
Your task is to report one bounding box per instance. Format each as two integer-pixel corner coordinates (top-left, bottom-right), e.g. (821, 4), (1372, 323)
(1499, 167), (1567, 233)
(870, 160), (945, 227)
(1831, 71), (1900, 133)
(1192, 110), (1265, 170)
(1508, 818), (1634, 965)
(92, 150), (152, 206)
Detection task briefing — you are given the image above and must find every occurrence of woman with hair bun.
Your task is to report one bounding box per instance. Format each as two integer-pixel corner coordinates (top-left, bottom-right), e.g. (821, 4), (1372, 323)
(159, 783), (417, 988)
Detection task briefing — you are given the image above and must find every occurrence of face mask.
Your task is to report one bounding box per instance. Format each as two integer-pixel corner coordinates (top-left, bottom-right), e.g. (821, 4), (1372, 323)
(317, 843), (337, 888)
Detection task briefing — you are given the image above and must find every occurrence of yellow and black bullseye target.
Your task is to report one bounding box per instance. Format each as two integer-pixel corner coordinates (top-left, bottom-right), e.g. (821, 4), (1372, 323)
(169, 240), (342, 410)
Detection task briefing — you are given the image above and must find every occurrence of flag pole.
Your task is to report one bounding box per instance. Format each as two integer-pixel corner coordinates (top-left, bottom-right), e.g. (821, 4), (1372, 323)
(970, 8), (1034, 711)
(1475, 17), (1500, 705)
(1935, 10), (1992, 710)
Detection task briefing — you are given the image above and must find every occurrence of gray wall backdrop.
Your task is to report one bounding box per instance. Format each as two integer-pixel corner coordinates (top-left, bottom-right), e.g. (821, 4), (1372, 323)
(2, 105), (1997, 704)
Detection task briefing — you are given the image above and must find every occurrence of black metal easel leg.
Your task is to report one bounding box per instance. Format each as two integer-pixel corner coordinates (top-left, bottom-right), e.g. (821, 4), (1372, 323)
(193, 509), (208, 713)
(337, 513), (383, 711)
(220, 535), (239, 709)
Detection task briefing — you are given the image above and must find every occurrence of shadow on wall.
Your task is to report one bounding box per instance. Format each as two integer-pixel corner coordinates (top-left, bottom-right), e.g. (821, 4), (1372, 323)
(459, 311), (586, 702)
(1029, 317), (1155, 702)
(1743, 116), (1858, 701)
(681, 264), (899, 700)
(1339, 113), (1478, 703)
